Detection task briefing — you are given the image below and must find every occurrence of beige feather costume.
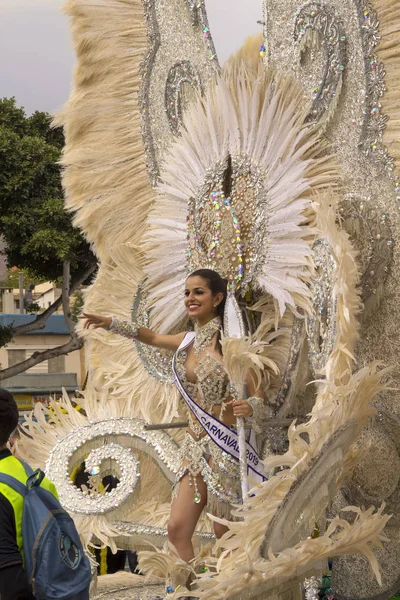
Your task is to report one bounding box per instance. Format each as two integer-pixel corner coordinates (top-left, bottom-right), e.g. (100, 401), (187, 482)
(18, 1), (400, 598)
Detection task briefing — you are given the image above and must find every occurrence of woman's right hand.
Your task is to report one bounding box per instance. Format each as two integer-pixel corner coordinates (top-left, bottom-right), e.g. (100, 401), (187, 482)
(79, 313), (112, 330)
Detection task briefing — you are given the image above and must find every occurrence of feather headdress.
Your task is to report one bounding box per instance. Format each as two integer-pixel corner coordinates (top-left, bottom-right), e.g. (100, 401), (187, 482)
(144, 66), (339, 333)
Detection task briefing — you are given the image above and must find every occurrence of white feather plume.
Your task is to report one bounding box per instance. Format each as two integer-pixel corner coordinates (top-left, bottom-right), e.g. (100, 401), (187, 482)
(144, 67), (339, 332)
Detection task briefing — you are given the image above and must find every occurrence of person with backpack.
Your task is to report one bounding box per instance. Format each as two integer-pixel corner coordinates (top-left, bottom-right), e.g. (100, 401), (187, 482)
(0, 388), (92, 600)
(0, 388), (35, 599)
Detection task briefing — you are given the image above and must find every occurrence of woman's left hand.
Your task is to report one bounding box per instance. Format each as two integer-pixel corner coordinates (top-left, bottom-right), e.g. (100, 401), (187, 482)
(227, 399), (253, 418)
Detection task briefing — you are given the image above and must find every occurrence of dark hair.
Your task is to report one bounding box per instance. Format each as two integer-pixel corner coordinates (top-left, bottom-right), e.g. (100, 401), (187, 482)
(0, 388), (19, 446)
(188, 268), (228, 321)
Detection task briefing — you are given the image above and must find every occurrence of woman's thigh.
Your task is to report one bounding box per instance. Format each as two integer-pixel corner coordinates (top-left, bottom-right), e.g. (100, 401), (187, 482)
(213, 519), (229, 539)
(169, 472), (208, 537)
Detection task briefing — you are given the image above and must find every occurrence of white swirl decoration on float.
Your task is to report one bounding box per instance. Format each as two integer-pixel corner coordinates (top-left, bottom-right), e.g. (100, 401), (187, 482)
(46, 418), (179, 516)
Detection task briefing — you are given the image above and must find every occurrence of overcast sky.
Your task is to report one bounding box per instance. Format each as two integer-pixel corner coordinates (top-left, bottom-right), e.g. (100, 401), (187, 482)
(0, 0), (262, 116)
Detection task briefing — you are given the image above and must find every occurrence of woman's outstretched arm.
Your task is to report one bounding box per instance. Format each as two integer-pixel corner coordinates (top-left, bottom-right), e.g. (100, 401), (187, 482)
(79, 313), (185, 352)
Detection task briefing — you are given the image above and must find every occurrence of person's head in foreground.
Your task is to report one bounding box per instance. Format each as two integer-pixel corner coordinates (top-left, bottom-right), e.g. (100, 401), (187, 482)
(0, 388), (19, 449)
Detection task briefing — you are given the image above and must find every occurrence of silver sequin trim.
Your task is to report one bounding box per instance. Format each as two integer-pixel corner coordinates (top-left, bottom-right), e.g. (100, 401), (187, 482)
(131, 284), (175, 383)
(294, 2), (346, 124)
(307, 239), (338, 376)
(46, 418), (179, 515)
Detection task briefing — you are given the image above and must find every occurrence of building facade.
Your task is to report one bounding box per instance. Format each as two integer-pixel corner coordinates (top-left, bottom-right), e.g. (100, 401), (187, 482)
(0, 282), (62, 314)
(0, 314), (84, 421)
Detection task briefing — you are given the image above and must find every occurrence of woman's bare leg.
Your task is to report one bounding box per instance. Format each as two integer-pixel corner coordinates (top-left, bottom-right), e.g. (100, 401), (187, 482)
(213, 520), (229, 539)
(168, 473), (207, 563)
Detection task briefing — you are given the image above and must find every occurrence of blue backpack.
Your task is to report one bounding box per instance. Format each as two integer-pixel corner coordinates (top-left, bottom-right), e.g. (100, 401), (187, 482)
(0, 462), (92, 600)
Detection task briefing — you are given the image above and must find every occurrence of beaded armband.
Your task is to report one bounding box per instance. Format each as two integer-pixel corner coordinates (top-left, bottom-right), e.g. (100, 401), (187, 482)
(109, 317), (139, 339)
(246, 396), (266, 434)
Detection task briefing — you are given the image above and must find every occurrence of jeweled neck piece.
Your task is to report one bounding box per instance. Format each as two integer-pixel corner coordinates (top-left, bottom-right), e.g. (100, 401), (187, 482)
(193, 317), (221, 356)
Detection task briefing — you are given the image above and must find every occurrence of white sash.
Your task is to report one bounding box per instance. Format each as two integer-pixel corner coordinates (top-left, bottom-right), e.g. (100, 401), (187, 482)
(173, 333), (266, 484)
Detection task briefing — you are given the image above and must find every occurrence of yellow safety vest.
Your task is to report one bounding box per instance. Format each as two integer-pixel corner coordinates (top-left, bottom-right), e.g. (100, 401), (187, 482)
(0, 455), (58, 563)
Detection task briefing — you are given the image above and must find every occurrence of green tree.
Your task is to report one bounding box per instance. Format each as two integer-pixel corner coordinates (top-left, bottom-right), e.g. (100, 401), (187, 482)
(0, 98), (97, 380)
(0, 97), (95, 281)
(0, 267), (43, 289)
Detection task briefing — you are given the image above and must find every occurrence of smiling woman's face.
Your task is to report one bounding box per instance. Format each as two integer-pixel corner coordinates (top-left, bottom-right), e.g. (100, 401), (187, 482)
(184, 276), (220, 325)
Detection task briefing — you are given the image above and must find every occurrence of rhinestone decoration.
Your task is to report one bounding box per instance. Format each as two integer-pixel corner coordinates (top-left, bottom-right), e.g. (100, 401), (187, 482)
(112, 520), (215, 542)
(307, 239), (338, 376)
(223, 291), (246, 339)
(294, 2), (346, 124)
(165, 61), (202, 135)
(140, 0), (161, 184)
(85, 442), (140, 498)
(193, 317), (221, 356)
(175, 433), (241, 507)
(303, 576), (320, 600)
(340, 194), (393, 304)
(184, 0), (201, 24)
(187, 154), (269, 293)
(110, 317), (139, 339)
(183, 0), (219, 60)
(357, 1), (393, 175)
(261, 426), (290, 458)
(46, 418), (179, 515)
(273, 317), (305, 409)
(264, 0), (396, 178)
(184, 0), (204, 25)
(140, 0), (218, 184)
(187, 190), (244, 287)
(132, 284), (175, 383)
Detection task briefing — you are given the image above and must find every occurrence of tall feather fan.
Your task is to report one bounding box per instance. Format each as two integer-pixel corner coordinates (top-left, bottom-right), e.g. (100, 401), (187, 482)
(137, 289), (389, 596)
(186, 365), (392, 600)
(144, 65), (339, 333)
(53, 0), (184, 428)
(55, 0), (154, 260)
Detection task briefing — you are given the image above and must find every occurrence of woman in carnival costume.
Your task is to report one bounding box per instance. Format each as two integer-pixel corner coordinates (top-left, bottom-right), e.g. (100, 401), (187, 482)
(81, 267), (266, 565)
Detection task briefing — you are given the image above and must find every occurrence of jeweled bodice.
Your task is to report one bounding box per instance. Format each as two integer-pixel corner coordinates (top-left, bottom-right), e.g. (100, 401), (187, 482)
(174, 342), (230, 409)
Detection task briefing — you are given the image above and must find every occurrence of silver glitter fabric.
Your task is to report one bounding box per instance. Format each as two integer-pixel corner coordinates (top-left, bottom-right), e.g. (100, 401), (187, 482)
(93, 590), (164, 600)
(140, 0), (218, 183)
(264, 0), (394, 177)
(303, 576), (320, 600)
(307, 239), (338, 377)
(273, 318), (305, 411)
(263, 1), (400, 596)
(112, 519), (215, 544)
(246, 396), (267, 434)
(340, 194), (392, 305)
(46, 418), (179, 516)
(187, 157), (270, 293)
(131, 285), (175, 383)
(357, 3), (392, 173)
(174, 340), (241, 513)
(294, 2), (346, 124)
(92, 579), (166, 600)
(165, 60), (202, 135)
(110, 317), (139, 339)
